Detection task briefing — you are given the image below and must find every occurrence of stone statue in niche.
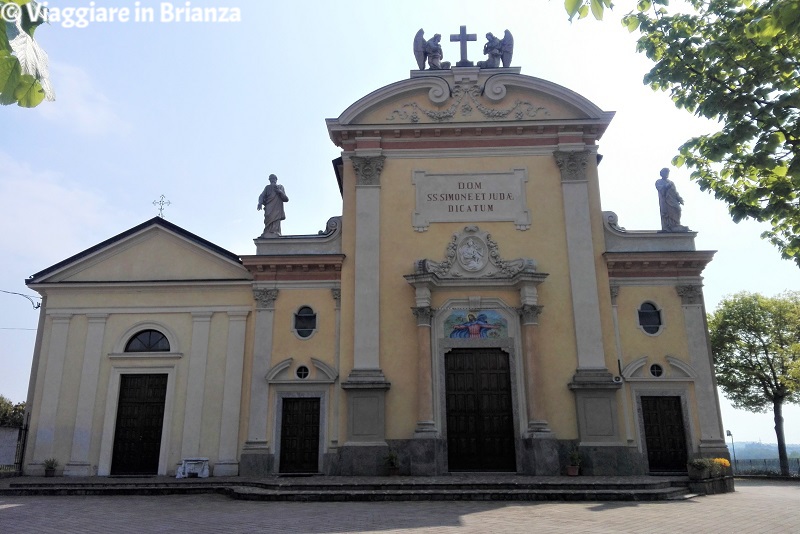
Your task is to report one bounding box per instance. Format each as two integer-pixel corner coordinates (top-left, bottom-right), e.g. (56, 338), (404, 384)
(655, 167), (690, 232)
(477, 30), (513, 68)
(257, 174), (289, 237)
(413, 29), (452, 70)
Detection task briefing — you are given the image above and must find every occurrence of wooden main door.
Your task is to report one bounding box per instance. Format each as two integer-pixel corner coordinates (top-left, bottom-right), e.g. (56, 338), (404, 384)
(641, 396), (688, 472)
(111, 374), (167, 475)
(446, 349), (516, 471)
(279, 398), (320, 473)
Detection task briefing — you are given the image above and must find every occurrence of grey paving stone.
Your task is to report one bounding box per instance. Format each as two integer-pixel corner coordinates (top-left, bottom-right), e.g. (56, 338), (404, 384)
(0, 479), (796, 533)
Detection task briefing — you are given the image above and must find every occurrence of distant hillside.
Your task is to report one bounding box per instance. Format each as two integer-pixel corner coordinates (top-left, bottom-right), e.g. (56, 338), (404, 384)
(734, 442), (800, 459)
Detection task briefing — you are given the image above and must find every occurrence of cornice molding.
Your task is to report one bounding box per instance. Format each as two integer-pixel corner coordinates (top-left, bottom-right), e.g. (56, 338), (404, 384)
(242, 254), (345, 282)
(605, 251), (715, 278)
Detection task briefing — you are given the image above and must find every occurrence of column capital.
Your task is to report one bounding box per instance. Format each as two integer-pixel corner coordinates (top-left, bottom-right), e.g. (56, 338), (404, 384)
(517, 304), (543, 325)
(352, 155), (386, 186)
(676, 284), (703, 305)
(553, 150), (590, 182)
(253, 288), (279, 310)
(609, 284), (620, 305)
(411, 306), (433, 327)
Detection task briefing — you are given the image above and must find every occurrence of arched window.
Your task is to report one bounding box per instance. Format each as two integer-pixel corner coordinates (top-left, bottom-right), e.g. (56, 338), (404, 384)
(125, 329), (170, 352)
(294, 306), (317, 339)
(638, 302), (662, 335)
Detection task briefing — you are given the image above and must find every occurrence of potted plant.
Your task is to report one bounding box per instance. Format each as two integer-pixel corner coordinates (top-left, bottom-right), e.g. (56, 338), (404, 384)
(686, 458), (730, 480)
(43, 458), (58, 477)
(384, 449), (400, 476)
(566, 448), (581, 476)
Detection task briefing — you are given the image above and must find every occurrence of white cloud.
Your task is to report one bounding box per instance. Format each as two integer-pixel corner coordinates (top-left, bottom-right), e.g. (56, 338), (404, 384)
(36, 63), (129, 136)
(0, 150), (132, 271)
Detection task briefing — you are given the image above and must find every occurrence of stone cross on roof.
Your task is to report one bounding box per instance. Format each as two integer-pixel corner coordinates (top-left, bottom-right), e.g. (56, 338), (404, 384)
(450, 25), (477, 67)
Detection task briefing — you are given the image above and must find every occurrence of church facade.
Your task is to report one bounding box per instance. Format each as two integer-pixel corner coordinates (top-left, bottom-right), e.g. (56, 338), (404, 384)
(22, 53), (729, 477)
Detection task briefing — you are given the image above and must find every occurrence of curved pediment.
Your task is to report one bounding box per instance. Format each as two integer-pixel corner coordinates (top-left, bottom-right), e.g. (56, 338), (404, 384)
(332, 69), (613, 127)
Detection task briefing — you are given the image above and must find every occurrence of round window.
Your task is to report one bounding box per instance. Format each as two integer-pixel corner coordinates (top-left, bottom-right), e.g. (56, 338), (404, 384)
(296, 365), (310, 379)
(650, 364), (664, 377)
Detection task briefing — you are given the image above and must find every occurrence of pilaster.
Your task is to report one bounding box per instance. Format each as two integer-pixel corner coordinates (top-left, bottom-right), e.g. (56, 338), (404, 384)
(242, 289), (278, 472)
(214, 310), (249, 476)
(181, 311), (213, 459)
(677, 284), (728, 454)
(412, 306), (436, 437)
(342, 155), (390, 449)
(517, 305), (550, 435)
(331, 287), (342, 449)
(609, 285), (634, 444)
(350, 155), (386, 372)
(65, 314), (108, 476)
(554, 150), (607, 371)
(32, 313), (72, 463)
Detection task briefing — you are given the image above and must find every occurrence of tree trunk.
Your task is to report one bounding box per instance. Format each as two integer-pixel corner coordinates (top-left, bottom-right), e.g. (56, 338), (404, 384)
(773, 398), (790, 476)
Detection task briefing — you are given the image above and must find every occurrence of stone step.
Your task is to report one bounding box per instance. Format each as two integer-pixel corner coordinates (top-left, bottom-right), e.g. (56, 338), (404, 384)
(9, 477), (688, 492)
(1, 477), (692, 502)
(225, 486), (691, 502)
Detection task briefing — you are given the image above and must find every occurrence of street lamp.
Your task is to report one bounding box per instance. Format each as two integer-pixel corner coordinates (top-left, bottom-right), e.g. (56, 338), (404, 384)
(726, 429), (737, 472)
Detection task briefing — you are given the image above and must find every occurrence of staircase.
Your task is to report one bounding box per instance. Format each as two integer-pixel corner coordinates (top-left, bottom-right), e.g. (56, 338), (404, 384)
(0, 475), (694, 502)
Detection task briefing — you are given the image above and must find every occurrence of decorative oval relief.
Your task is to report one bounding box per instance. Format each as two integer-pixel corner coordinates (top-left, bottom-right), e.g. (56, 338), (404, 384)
(457, 236), (487, 272)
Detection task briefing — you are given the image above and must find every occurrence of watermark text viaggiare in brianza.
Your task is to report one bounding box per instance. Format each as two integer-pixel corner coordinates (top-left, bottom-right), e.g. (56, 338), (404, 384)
(0, 1), (242, 28)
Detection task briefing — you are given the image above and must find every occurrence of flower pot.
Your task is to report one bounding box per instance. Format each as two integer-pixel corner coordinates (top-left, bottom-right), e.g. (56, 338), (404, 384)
(387, 466), (400, 476)
(566, 465), (580, 476)
(44, 468), (55, 477)
(687, 465), (710, 480)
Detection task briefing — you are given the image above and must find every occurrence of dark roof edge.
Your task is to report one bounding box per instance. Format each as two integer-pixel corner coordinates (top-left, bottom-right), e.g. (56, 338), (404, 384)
(27, 217), (242, 284)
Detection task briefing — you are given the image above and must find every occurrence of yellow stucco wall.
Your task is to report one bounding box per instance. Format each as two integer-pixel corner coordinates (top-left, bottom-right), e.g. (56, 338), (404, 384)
(26, 223), (255, 474)
(337, 149), (624, 440)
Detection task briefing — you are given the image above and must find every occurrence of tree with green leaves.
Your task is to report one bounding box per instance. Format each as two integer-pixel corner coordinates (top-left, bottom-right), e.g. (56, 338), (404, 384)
(564, 0), (800, 268)
(0, 395), (25, 427)
(709, 292), (800, 476)
(1, 0), (53, 107)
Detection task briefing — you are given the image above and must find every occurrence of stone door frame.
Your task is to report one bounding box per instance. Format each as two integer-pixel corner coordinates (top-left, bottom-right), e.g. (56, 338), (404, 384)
(98, 365), (177, 476)
(432, 298), (526, 472)
(272, 389), (328, 475)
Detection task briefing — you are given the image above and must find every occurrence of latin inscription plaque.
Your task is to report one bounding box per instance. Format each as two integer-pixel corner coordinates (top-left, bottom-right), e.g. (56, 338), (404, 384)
(412, 169), (530, 231)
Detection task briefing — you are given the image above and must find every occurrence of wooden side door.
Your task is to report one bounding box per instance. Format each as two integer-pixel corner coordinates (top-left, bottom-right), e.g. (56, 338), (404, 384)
(279, 398), (320, 474)
(642, 395), (688, 472)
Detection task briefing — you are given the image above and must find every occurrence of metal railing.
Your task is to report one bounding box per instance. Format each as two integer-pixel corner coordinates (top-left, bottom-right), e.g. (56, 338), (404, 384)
(733, 458), (800, 476)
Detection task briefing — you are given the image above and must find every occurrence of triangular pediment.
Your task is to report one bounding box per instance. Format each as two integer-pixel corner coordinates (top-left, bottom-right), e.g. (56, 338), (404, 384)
(28, 218), (249, 284)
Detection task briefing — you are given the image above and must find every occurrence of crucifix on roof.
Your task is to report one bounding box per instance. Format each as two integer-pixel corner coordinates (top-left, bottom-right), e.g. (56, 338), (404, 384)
(450, 25), (477, 67)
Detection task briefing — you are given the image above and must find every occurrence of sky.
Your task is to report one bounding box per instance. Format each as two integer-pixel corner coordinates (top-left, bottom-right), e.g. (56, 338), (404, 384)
(1, 0), (798, 445)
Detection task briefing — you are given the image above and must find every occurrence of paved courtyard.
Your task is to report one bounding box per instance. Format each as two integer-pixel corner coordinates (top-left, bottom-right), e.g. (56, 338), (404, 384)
(0, 479), (797, 533)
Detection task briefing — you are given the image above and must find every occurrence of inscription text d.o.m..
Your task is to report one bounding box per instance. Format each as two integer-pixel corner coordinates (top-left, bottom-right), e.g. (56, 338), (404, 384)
(413, 170), (531, 231)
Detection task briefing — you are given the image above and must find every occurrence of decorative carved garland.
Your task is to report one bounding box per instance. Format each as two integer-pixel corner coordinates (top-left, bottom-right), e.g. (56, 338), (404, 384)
(387, 83), (548, 123)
